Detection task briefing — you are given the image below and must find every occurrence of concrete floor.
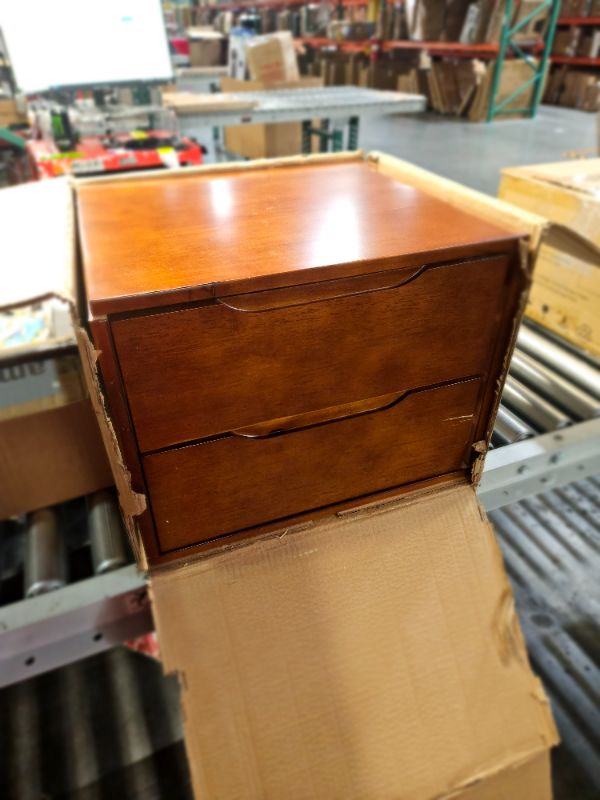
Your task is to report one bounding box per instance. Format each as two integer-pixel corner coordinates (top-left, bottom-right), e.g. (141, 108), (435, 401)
(360, 105), (597, 196)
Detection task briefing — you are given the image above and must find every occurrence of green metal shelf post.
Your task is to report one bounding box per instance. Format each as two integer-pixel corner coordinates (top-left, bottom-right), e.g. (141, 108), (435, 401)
(487, 0), (561, 122)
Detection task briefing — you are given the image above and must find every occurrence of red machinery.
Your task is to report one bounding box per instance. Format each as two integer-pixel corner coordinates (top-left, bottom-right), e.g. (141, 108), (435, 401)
(27, 130), (203, 179)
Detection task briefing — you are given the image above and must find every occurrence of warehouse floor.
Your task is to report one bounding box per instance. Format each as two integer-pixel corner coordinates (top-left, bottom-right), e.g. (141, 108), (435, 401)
(361, 105), (597, 195)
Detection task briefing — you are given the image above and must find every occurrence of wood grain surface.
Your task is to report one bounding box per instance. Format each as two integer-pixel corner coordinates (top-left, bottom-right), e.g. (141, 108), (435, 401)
(112, 255), (509, 452)
(79, 159), (526, 565)
(77, 161), (516, 316)
(143, 378), (482, 553)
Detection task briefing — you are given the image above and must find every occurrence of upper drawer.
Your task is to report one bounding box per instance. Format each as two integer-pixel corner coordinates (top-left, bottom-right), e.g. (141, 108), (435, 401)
(112, 255), (510, 453)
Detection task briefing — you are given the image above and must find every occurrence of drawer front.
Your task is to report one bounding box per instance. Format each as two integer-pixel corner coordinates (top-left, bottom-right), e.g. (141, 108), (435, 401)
(143, 377), (481, 553)
(113, 255), (509, 453)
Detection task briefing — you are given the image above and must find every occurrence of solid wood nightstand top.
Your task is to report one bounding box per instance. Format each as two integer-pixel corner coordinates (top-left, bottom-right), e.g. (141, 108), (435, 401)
(77, 161), (515, 316)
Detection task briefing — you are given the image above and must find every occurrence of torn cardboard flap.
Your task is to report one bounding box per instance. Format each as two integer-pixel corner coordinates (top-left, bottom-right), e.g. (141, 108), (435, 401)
(151, 484), (557, 800)
(75, 323), (147, 567)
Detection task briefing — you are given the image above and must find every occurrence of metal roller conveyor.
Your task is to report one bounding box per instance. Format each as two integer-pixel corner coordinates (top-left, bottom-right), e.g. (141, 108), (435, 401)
(502, 376), (572, 432)
(494, 403), (536, 444)
(517, 326), (600, 400)
(24, 509), (66, 598)
(88, 490), (128, 575)
(511, 349), (600, 421)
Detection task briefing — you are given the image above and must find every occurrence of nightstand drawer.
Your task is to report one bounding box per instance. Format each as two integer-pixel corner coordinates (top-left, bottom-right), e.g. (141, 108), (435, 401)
(112, 255), (509, 453)
(143, 377), (482, 553)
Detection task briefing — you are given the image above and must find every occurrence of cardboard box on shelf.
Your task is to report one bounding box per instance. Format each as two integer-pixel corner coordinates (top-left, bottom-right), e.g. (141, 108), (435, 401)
(499, 159), (600, 358)
(27, 152), (558, 798)
(221, 76), (323, 158)
(577, 29), (600, 59)
(187, 27), (225, 67)
(0, 179), (112, 519)
(246, 31), (299, 83)
(559, 0), (590, 15)
(552, 27), (581, 57)
(0, 97), (28, 127)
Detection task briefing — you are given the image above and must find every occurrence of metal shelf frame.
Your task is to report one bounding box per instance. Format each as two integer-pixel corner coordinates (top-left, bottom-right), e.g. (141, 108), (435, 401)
(0, 565), (151, 688)
(487, 0), (561, 120)
(479, 417), (600, 511)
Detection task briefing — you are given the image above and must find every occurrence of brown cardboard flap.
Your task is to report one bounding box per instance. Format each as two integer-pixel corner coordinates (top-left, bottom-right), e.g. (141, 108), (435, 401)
(75, 324), (148, 567)
(74, 150), (363, 187)
(151, 484), (557, 800)
(369, 151), (545, 253)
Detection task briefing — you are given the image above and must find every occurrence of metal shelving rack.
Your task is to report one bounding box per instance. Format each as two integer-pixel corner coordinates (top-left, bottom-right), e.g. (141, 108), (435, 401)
(201, 0), (562, 121)
(487, 0), (561, 120)
(551, 14), (600, 67)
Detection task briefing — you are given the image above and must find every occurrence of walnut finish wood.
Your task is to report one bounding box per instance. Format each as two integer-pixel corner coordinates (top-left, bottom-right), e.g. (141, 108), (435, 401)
(77, 160), (527, 566)
(112, 255), (509, 453)
(77, 162), (517, 316)
(144, 378), (482, 553)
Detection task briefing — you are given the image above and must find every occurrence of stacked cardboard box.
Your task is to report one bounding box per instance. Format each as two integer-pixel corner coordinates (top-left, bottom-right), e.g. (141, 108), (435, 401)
(187, 27), (225, 67)
(545, 67), (600, 111)
(0, 97), (28, 127)
(499, 158), (600, 358)
(222, 32), (324, 158)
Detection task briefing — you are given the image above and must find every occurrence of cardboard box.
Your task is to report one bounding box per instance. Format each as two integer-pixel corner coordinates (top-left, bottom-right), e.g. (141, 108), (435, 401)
(187, 28), (224, 67)
(0, 178), (112, 518)
(552, 27), (581, 57)
(246, 31), (299, 83)
(33, 153), (557, 797)
(221, 76), (323, 158)
(560, 0), (590, 15)
(499, 159), (600, 358)
(0, 352), (113, 518)
(0, 97), (28, 127)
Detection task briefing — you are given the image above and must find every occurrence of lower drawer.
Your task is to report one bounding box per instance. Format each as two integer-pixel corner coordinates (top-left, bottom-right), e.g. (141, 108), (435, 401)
(143, 377), (482, 554)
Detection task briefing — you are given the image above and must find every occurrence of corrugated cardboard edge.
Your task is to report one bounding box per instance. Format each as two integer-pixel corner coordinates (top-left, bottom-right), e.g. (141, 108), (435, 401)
(151, 483), (558, 799)
(437, 750), (551, 799)
(368, 152), (538, 487)
(74, 324), (148, 569)
(74, 149), (364, 187)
